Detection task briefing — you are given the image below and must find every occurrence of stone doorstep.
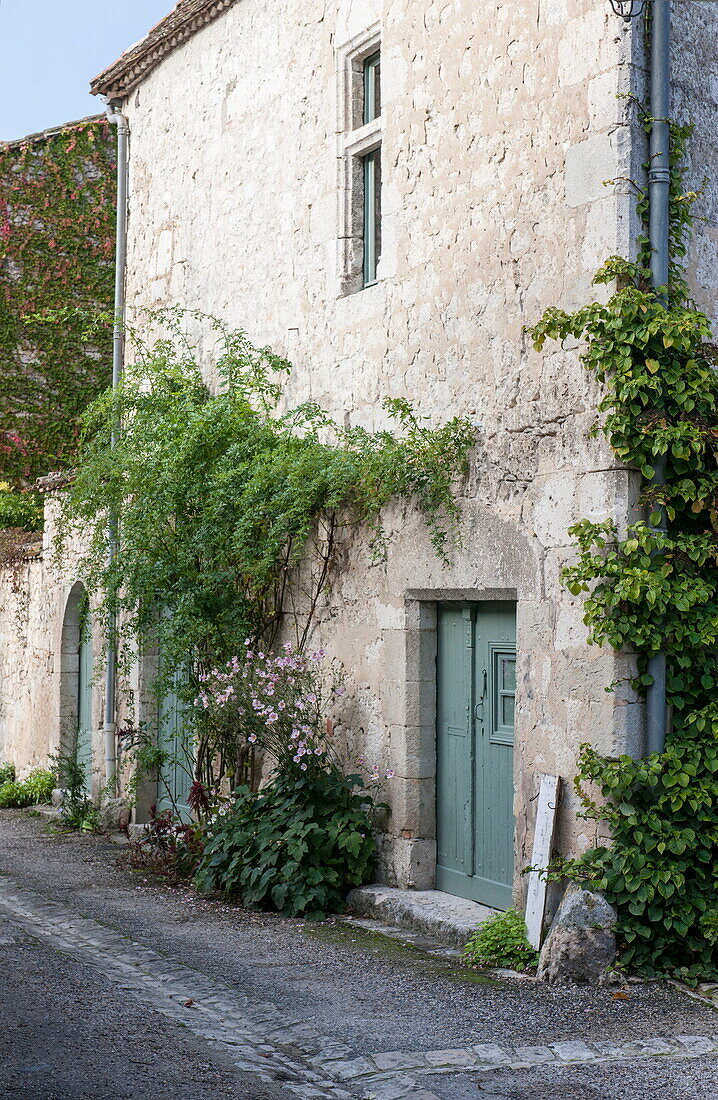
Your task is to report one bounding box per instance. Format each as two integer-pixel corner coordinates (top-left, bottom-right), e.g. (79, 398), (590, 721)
(345, 885), (496, 950)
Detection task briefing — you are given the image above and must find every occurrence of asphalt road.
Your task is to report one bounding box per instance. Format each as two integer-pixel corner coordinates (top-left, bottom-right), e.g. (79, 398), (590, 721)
(1, 809), (718, 1099)
(0, 934), (283, 1099)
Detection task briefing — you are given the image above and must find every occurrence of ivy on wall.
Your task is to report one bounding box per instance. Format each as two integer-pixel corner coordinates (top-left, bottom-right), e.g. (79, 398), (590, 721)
(529, 122), (718, 981)
(0, 117), (115, 486)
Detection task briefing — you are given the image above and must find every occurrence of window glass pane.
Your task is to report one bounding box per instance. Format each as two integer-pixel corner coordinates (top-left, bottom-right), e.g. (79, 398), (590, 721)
(363, 53), (380, 125)
(363, 150), (380, 286)
(501, 657), (516, 692)
(501, 694), (515, 728)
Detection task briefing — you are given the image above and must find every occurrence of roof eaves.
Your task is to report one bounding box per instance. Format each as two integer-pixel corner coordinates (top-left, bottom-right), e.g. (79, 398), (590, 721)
(90, 0), (238, 101)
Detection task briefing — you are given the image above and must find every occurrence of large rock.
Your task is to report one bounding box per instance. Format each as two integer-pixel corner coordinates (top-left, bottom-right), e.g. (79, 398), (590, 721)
(537, 883), (617, 985)
(101, 797), (131, 833)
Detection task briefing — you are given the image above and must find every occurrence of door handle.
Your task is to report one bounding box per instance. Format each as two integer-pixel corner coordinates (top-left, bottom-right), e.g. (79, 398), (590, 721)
(474, 669), (488, 722)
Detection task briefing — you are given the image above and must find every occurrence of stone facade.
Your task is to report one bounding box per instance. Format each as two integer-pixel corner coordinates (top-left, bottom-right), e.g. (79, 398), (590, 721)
(115, 0), (646, 891)
(3, 1), (718, 904)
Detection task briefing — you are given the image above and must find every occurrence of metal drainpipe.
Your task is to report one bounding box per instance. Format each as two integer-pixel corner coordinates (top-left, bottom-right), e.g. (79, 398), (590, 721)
(644, 1), (671, 755)
(103, 100), (129, 793)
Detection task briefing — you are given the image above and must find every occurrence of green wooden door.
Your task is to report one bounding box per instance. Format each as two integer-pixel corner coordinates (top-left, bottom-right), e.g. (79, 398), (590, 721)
(157, 664), (193, 822)
(436, 602), (516, 909)
(76, 615), (93, 795)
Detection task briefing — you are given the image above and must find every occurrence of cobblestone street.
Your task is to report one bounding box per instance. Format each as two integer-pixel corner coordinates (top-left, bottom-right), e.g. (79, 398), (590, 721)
(2, 810), (718, 1100)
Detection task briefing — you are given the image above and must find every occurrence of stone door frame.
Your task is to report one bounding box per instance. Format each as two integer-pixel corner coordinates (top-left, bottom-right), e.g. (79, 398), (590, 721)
(388, 588), (517, 892)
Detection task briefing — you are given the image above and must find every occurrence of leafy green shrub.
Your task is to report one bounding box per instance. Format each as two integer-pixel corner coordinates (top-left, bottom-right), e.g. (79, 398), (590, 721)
(462, 908), (538, 972)
(195, 768), (376, 917)
(0, 767), (55, 808)
(0, 762), (15, 785)
(0, 485), (42, 531)
(700, 908), (718, 947)
(23, 768), (55, 804)
(0, 780), (34, 808)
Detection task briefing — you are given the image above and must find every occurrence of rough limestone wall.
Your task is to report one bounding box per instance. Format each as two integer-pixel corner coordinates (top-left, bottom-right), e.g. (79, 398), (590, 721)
(0, 494), (106, 795)
(0, 550), (51, 773)
(120, 0), (642, 890)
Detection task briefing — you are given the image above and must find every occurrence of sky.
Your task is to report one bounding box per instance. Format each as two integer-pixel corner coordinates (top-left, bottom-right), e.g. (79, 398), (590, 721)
(0, 0), (174, 141)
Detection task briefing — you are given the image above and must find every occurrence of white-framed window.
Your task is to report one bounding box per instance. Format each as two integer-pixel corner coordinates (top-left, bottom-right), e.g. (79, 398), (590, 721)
(336, 27), (383, 296)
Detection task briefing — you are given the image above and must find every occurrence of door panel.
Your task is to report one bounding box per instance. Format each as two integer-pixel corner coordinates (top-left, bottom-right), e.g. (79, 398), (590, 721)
(157, 662), (193, 822)
(473, 604), (516, 909)
(436, 602), (516, 909)
(436, 606), (473, 895)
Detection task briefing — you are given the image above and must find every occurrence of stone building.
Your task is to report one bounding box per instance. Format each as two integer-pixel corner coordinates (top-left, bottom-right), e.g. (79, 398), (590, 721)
(2, 0), (717, 914)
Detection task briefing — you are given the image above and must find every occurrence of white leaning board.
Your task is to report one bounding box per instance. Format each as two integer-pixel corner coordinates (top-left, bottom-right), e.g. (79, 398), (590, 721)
(525, 773), (561, 951)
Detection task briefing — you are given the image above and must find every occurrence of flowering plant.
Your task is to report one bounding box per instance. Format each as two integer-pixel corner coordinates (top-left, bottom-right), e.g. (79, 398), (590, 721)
(196, 641), (342, 774)
(193, 642), (387, 916)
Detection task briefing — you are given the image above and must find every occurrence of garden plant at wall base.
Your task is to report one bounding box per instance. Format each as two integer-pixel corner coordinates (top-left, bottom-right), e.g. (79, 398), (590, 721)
(195, 767), (378, 918)
(0, 766), (54, 808)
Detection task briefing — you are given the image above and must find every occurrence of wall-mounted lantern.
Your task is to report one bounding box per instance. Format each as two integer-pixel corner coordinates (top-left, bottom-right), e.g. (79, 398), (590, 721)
(608, 0), (647, 19)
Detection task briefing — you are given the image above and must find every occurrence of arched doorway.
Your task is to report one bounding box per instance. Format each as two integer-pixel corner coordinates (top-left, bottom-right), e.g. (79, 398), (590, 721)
(59, 582), (94, 795)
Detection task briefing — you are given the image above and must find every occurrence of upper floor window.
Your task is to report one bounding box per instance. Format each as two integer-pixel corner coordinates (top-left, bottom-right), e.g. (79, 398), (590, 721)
(361, 52), (381, 286)
(336, 30), (384, 296)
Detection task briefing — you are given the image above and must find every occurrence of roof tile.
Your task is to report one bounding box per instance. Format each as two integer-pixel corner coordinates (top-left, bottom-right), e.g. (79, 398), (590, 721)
(91, 0), (238, 100)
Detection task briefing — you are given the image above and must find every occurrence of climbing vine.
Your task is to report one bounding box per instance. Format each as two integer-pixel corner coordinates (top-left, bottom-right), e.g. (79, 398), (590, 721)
(59, 313), (474, 786)
(529, 121), (718, 980)
(0, 118), (115, 486)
